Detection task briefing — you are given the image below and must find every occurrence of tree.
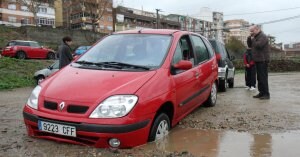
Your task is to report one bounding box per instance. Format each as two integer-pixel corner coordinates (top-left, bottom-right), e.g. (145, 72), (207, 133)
(15, 0), (56, 26)
(225, 36), (246, 58)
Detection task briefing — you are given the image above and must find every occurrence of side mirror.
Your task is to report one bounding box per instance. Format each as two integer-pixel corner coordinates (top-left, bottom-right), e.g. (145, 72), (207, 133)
(216, 53), (221, 61)
(173, 60), (193, 70)
(48, 66), (53, 70)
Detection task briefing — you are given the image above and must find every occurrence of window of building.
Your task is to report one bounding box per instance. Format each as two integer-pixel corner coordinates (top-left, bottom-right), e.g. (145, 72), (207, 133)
(21, 18), (30, 25)
(8, 16), (17, 23)
(21, 6), (29, 12)
(100, 25), (105, 29)
(39, 7), (47, 14)
(106, 8), (112, 12)
(8, 4), (16, 10)
(107, 26), (113, 30)
(107, 16), (113, 22)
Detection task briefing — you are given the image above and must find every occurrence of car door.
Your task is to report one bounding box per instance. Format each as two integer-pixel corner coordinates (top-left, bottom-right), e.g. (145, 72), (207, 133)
(190, 35), (214, 103)
(171, 35), (201, 118)
(29, 42), (44, 58)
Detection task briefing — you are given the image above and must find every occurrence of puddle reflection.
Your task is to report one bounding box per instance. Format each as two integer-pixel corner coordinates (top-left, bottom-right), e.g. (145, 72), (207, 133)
(139, 127), (300, 157)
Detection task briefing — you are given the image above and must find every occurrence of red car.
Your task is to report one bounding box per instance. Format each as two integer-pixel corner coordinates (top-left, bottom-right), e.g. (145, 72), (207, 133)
(1, 40), (56, 59)
(23, 29), (218, 148)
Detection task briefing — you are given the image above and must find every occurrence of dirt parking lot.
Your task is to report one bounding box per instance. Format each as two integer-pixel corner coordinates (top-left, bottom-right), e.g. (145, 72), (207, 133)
(1, 72), (300, 157)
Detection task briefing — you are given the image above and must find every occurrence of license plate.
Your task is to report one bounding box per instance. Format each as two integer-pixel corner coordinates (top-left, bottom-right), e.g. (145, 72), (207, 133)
(38, 121), (76, 137)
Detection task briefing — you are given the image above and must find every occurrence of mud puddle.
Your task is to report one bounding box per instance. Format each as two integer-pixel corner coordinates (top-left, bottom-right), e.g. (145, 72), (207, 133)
(139, 127), (300, 157)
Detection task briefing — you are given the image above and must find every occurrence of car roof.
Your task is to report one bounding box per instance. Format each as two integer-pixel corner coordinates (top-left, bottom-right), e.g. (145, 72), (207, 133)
(10, 40), (37, 43)
(114, 29), (181, 35)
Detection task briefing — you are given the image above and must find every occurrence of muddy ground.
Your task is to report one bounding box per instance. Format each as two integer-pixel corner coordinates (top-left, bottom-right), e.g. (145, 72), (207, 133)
(0, 72), (300, 157)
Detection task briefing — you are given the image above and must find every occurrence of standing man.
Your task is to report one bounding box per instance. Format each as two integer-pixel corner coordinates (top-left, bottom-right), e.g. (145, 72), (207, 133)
(58, 36), (73, 69)
(249, 25), (270, 99)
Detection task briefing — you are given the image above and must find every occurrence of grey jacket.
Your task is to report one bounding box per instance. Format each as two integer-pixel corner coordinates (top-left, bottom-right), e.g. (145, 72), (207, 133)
(251, 31), (270, 62)
(58, 43), (73, 69)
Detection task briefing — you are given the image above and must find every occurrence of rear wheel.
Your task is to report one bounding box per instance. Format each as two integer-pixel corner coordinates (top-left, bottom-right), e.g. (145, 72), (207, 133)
(16, 51), (26, 59)
(228, 78), (234, 88)
(47, 52), (55, 60)
(148, 113), (170, 142)
(218, 76), (227, 92)
(205, 82), (217, 107)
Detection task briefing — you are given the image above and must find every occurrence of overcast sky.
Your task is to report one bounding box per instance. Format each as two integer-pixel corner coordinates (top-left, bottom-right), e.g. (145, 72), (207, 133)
(116, 0), (300, 44)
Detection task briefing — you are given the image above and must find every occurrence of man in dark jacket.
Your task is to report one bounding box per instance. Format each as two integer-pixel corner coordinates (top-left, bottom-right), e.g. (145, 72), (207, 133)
(58, 36), (73, 69)
(249, 25), (270, 99)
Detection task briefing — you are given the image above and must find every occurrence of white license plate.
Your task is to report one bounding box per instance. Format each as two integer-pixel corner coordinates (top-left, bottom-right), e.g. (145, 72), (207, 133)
(38, 121), (76, 137)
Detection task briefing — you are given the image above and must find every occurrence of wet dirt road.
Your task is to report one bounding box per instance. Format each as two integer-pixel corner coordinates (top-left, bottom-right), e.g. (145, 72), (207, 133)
(1, 72), (300, 157)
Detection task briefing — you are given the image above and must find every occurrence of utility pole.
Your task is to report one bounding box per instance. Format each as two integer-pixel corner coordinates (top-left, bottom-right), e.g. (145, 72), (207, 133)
(156, 9), (161, 29)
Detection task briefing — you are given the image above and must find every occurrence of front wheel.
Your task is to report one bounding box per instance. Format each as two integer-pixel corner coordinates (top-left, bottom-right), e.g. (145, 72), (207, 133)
(47, 52), (56, 60)
(148, 113), (170, 142)
(36, 75), (45, 85)
(205, 82), (217, 107)
(16, 51), (26, 59)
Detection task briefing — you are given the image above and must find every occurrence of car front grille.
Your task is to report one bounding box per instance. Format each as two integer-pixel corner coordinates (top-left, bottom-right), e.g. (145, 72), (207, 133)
(44, 101), (89, 114)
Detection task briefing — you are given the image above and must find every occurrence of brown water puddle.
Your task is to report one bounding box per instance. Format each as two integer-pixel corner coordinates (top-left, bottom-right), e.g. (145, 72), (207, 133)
(138, 127), (300, 157)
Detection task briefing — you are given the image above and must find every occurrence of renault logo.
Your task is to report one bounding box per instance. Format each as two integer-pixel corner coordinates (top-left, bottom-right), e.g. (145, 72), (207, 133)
(59, 102), (65, 111)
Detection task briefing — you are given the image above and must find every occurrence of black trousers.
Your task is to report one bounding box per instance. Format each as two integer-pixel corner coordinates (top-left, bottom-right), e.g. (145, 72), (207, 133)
(245, 65), (256, 87)
(255, 62), (270, 96)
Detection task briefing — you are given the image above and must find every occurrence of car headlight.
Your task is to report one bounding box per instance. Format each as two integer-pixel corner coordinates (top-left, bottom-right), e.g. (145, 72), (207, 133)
(26, 86), (41, 110)
(89, 95), (138, 118)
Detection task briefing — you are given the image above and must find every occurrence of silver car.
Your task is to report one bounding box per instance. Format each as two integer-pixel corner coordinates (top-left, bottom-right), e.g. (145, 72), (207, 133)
(34, 60), (59, 84)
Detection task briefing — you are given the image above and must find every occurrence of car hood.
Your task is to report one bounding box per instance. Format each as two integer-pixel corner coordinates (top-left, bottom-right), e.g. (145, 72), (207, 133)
(41, 66), (156, 103)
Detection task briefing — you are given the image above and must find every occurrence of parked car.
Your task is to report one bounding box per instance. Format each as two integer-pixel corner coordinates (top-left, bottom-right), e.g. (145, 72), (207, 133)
(209, 39), (235, 92)
(23, 29), (218, 148)
(1, 40), (56, 59)
(34, 60), (59, 85)
(74, 46), (91, 55)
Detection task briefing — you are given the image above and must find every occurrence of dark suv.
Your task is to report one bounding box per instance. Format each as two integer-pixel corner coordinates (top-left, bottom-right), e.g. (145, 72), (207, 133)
(209, 39), (235, 92)
(1, 40), (55, 59)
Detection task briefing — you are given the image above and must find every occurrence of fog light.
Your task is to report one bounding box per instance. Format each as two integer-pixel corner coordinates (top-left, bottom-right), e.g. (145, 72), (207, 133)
(109, 138), (120, 148)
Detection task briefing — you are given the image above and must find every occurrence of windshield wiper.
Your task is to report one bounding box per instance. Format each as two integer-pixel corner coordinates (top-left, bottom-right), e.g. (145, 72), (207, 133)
(75, 60), (96, 65)
(99, 62), (150, 70)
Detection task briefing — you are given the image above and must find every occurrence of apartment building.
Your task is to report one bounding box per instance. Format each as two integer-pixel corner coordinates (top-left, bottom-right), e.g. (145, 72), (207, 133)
(0, 0), (55, 27)
(61, 0), (113, 33)
(212, 12), (224, 42)
(224, 19), (250, 46)
(114, 6), (180, 32)
(166, 14), (213, 39)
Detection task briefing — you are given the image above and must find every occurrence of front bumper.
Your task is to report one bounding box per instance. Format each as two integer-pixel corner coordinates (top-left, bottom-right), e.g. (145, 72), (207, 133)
(23, 111), (151, 148)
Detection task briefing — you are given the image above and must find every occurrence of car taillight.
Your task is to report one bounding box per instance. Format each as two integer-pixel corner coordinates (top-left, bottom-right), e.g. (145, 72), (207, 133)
(5, 46), (12, 51)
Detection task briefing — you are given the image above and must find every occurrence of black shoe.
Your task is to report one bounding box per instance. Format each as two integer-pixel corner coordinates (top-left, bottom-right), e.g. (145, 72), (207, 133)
(260, 95), (270, 100)
(253, 93), (263, 98)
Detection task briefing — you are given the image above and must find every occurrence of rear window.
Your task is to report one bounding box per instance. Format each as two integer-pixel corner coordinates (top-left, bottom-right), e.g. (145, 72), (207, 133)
(7, 41), (16, 46)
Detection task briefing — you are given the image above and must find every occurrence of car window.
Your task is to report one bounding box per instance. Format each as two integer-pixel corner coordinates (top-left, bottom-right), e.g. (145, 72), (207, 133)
(191, 35), (209, 64)
(30, 42), (40, 48)
(172, 43), (183, 65)
(52, 61), (59, 69)
(177, 35), (195, 66)
(78, 34), (172, 69)
(7, 41), (16, 46)
(202, 38), (215, 58)
(219, 43), (228, 59)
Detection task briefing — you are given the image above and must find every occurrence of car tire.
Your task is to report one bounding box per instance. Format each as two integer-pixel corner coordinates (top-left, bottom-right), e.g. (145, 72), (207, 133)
(47, 52), (55, 60)
(228, 78), (234, 88)
(218, 76), (227, 92)
(36, 75), (45, 85)
(16, 51), (26, 59)
(205, 82), (217, 107)
(148, 113), (170, 142)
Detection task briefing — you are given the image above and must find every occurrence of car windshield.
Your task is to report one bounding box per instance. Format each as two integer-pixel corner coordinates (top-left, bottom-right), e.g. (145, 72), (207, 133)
(76, 34), (172, 70)
(77, 46), (87, 50)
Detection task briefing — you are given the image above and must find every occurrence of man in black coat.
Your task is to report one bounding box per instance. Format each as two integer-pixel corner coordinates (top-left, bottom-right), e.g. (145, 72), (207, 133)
(58, 36), (73, 69)
(249, 25), (270, 99)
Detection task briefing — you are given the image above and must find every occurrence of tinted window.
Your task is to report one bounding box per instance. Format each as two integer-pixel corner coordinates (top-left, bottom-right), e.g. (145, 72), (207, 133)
(30, 42), (40, 47)
(191, 35), (209, 64)
(202, 38), (215, 58)
(219, 43), (228, 59)
(7, 41), (16, 46)
(78, 34), (172, 69)
(17, 42), (30, 46)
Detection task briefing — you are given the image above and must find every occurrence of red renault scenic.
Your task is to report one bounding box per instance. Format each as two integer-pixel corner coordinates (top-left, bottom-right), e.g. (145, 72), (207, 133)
(23, 29), (218, 148)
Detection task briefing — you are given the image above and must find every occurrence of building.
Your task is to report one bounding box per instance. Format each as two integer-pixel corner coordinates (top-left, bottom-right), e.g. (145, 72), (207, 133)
(284, 42), (300, 49)
(114, 6), (180, 32)
(166, 14), (213, 39)
(0, 0), (55, 27)
(224, 19), (250, 46)
(212, 12), (224, 42)
(61, 0), (114, 33)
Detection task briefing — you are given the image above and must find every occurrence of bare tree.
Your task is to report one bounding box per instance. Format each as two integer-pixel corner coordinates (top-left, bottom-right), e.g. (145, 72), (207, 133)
(15, 0), (56, 26)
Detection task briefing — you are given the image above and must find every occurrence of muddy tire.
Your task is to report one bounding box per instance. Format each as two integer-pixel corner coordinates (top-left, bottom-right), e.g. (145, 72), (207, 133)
(16, 51), (26, 59)
(148, 113), (170, 142)
(228, 78), (234, 88)
(36, 75), (45, 85)
(47, 52), (55, 60)
(205, 82), (217, 107)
